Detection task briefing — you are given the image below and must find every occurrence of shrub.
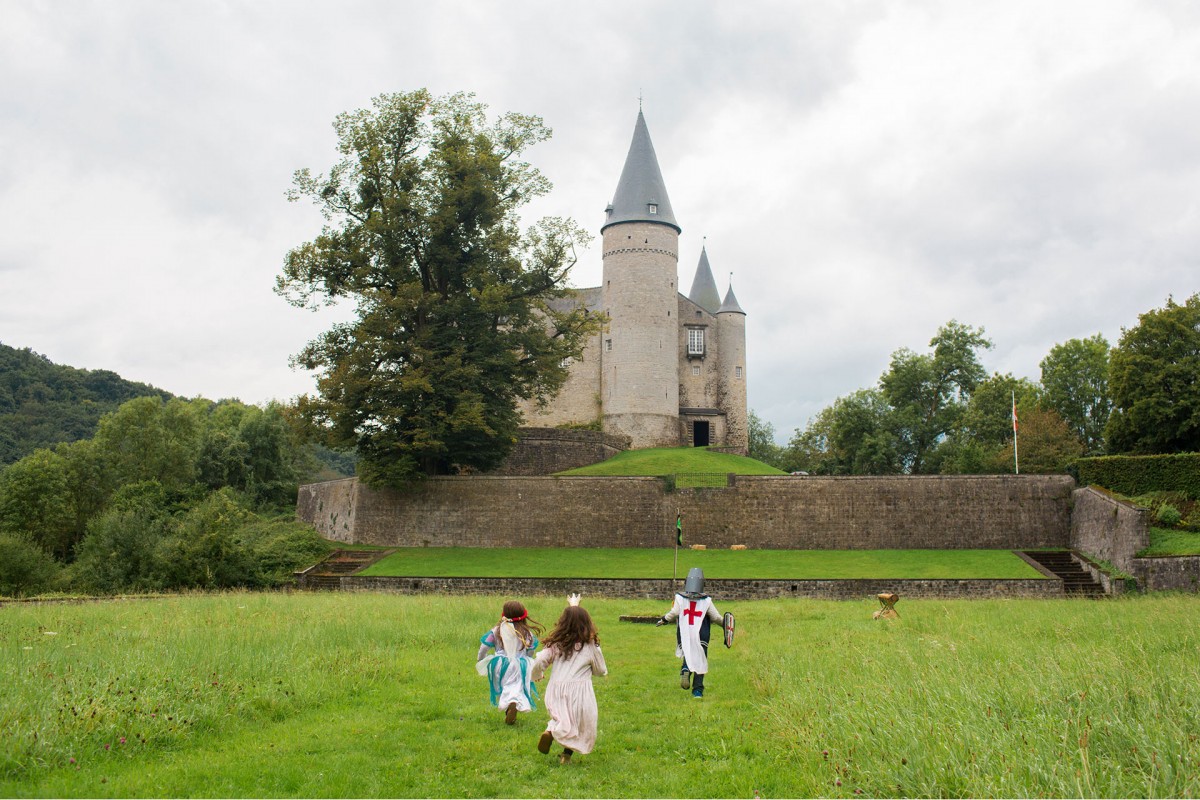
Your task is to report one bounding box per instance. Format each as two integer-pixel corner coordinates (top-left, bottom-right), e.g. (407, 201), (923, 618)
(0, 533), (62, 597)
(72, 505), (172, 594)
(1076, 453), (1200, 498)
(1156, 504), (1182, 526)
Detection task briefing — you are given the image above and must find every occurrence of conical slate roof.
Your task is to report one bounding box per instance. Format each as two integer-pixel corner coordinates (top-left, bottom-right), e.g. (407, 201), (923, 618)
(688, 247), (722, 314)
(602, 110), (680, 233)
(718, 284), (746, 315)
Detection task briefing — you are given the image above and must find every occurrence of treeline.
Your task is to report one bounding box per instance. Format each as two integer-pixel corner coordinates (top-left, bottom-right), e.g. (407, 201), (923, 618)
(0, 343), (173, 465)
(0, 396), (334, 597)
(751, 293), (1200, 475)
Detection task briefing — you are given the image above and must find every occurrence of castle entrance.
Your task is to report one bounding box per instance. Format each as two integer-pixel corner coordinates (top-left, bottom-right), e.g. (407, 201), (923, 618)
(693, 421), (711, 447)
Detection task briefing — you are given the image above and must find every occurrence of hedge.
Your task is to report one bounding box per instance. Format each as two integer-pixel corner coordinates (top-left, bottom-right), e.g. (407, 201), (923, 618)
(1074, 453), (1200, 498)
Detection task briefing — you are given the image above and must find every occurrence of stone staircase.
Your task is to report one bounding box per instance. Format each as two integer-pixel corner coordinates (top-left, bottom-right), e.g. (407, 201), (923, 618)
(296, 549), (389, 590)
(1023, 551), (1105, 597)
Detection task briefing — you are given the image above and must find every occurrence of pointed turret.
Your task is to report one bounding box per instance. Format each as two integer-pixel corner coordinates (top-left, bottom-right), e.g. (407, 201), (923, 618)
(718, 283), (745, 316)
(688, 247), (722, 314)
(602, 110), (680, 233)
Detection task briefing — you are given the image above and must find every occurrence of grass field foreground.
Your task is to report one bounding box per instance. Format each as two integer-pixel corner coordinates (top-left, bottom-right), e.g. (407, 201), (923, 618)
(3, 592), (1199, 798)
(358, 547), (1048, 580)
(555, 446), (786, 476)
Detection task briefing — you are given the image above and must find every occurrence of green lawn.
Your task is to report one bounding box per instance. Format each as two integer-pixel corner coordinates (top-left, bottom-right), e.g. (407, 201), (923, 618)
(1139, 527), (1200, 556)
(358, 547), (1047, 580)
(3, 592), (1199, 798)
(556, 446), (786, 476)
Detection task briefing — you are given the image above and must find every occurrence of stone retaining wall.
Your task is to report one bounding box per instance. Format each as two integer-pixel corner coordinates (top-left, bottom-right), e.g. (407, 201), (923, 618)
(1069, 486), (1149, 573)
(1132, 556), (1200, 592)
(297, 474), (1075, 551)
(337, 575), (1063, 600)
(491, 428), (630, 476)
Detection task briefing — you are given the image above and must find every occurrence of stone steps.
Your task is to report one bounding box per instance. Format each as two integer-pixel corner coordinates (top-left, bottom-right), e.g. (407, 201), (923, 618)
(297, 549), (390, 589)
(1023, 551), (1105, 597)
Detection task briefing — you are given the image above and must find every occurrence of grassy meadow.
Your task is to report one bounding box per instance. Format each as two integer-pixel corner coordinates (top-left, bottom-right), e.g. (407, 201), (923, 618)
(358, 547), (1048, 580)
(3, 592), (1199, 798)
(556, 446), (787, 476)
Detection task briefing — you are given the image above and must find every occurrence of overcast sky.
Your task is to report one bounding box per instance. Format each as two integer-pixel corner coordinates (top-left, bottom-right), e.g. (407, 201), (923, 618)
(3, 0), (1198, 441)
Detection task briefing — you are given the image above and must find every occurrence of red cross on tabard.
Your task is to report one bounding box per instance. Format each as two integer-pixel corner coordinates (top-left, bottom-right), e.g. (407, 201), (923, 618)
(683, 600), (704, 625)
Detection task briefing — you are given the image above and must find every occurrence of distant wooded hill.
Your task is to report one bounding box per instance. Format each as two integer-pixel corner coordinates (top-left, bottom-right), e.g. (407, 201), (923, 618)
(0, 342), (174, 465)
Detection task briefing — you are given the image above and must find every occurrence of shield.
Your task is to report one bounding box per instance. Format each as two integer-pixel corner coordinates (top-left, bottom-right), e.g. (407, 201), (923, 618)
(723, 611), (735, 648)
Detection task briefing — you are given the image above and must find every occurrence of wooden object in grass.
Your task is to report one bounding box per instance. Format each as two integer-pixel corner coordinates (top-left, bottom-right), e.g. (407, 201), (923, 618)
(691, 544), (706, 550)
(873, 592), (900, 619)
(731, 544), (747, 550)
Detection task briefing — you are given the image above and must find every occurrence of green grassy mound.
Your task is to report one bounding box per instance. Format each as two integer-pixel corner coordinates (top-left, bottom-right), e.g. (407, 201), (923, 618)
(556, 446), (787, 476)
(1139, 527), (1200, 556)
(358, 547), (1047, 580)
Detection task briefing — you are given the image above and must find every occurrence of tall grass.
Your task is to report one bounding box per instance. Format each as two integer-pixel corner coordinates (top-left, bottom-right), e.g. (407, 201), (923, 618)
(2, 593), (1198, 797)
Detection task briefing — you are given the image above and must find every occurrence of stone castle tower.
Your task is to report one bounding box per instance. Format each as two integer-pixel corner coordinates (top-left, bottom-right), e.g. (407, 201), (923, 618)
(519, 109), (748, 453)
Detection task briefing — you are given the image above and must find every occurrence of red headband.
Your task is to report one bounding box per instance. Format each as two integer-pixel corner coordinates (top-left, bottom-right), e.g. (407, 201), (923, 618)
(508, 611), (527, 622)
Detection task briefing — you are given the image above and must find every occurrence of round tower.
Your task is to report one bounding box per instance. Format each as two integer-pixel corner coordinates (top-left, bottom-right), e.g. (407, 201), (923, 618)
(600, 110), (681, 448)
(717, 284), (748, 454)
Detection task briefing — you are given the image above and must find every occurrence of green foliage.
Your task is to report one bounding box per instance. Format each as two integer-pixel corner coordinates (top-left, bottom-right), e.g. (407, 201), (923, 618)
(1140, 526), (1200, 556)
(1076, 452), (1200, 498)
(278, 91), (602, 485)
(0, 342), (172, 465)
(786, 389), (900, 475)
(882, 320), (992, 473)
(1040, 333), (1111, 454)
(0, 532), (62, 597)
(0, 447), (79, 559)
(1106, 293), (1200, 454)
(746, 409), (785, 468)
(992, 407), (1084, 474)
(1156, 503), (1182, 526)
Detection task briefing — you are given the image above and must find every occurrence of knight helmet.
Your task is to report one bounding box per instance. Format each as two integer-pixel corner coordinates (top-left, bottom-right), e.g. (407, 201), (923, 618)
(683, 567), (706, 598)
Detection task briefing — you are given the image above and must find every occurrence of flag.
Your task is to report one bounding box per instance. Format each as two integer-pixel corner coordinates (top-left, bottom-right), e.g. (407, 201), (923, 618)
(676, 514), (683, 547)
(1012, 397), (1019, 433)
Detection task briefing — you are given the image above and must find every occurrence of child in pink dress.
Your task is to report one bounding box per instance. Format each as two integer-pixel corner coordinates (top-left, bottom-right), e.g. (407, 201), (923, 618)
(531, 594), (607, 764)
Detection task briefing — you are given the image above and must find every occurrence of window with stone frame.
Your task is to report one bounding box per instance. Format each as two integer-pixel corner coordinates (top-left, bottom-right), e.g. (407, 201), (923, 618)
(687, 328), (705, 356)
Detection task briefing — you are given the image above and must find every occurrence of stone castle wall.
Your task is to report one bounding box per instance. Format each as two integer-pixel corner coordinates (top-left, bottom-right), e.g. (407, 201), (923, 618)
(298, 474), (1075, 551)
(1069, 486), (1149, 573)
(490, 428), (631, 476)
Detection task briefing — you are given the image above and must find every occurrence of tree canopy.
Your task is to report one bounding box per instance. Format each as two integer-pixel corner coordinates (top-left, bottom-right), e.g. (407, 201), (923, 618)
(1106, 293), (1200, 454)
(1040, 334), (1111, 455)
(277, 91), (600, 485)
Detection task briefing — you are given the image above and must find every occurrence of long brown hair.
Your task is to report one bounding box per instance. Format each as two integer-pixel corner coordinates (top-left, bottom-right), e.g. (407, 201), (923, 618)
(542, 605), (600, 652)
(496, 600), (543, 647)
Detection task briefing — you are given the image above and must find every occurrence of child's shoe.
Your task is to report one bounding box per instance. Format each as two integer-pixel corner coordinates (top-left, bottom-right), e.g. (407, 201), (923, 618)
(505, 702), (517, 725)
(680, 669), (691, 690)
(692, 688), (704, 699)
(538, 730), (554, 754)
(559, 749), (573, 764)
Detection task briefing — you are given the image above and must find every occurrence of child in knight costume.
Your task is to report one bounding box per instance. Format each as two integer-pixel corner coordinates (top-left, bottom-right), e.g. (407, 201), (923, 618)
(476, 600), (543, 724)
(656, 567), (729, 698)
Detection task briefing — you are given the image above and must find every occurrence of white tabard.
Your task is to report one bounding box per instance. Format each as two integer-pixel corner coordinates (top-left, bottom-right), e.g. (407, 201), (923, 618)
(670, 594), (719, 674)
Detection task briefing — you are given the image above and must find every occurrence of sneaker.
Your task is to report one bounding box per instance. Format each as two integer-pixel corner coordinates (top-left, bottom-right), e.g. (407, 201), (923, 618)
(505, 702), (517, 725)
(680, 670), (691, 690)
(692, 688), (704, 699)
(559, 751), (573, 765)
(538, 731), (554, 754)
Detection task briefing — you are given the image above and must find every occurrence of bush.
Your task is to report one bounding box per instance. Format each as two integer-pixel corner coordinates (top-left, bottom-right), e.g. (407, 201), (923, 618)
(1076, 453), (1200, 498)
(72, 505), (172, 594)
(0, 533), (62, 597)
(1156, 504), (1183, 526)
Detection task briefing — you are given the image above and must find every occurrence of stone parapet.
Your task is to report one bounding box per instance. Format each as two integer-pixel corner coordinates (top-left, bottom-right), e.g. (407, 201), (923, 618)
(1069, 486), (1149, 573)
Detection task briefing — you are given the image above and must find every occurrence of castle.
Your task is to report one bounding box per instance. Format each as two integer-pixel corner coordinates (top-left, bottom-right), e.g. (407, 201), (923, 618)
(519, 110), (749, 453)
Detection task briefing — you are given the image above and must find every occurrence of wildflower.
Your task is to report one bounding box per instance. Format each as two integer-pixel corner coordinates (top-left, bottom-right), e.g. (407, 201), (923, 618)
(119, 737), (126, 745)
(69, 757), (76, 764)
(104, 744), (110, 751)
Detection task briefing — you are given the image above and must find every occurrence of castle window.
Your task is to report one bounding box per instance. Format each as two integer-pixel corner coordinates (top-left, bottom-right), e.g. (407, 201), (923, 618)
(692, 365), (700, 376)
(735, 366), (743, 379)
(606, 339), (613, 352)
(687, 328), (705, 356)
(648, 203), (658, 214)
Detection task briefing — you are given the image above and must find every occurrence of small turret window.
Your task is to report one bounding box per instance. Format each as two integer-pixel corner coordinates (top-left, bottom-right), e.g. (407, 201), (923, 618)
(606, 339), (613, 352)
(735, 366), (743, 379)
(692, 365), (701, 376)
(648, 203), (658, 214)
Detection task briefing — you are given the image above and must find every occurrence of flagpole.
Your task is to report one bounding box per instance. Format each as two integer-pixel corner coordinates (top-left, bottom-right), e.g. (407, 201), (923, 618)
(673, 511), (681, 582)
(1012, 391), (1020, 475)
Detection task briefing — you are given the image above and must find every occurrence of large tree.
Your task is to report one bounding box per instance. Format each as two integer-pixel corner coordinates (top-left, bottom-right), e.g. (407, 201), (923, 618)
(277, 91), (600, 484)
(1106, 293), (1200, 454)
(880, 320), (992, 473)
(1039, 334), (1111, 455)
